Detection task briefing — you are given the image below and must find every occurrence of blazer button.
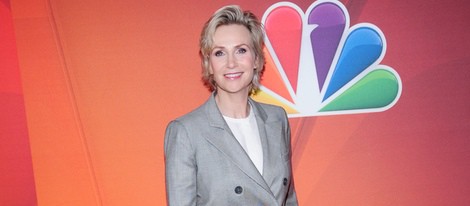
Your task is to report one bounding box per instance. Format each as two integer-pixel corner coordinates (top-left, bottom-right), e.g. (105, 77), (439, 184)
(283, 178), (288, 186)
(234, 186), (243, 194)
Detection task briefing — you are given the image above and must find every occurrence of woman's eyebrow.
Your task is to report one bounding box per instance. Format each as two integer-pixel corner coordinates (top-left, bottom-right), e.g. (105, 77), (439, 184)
(212, 43), (249, 50)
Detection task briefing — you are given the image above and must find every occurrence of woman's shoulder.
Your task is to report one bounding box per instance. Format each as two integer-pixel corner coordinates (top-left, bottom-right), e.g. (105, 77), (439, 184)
(165, 105), (209, 138)
(258, 101), (285, 112)
(252, 98), (285, 111)
(251, 99), (288, 119)
(172, 103), (207, 124)
(169, 94), (217, 125)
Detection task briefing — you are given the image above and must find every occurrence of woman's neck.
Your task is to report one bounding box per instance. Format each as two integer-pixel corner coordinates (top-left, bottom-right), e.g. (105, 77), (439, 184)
(215, 92), (250, 119)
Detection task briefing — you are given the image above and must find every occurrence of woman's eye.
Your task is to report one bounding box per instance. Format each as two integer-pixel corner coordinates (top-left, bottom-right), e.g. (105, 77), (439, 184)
(214, 51), (224, 57)
(237, 48), (247, 54)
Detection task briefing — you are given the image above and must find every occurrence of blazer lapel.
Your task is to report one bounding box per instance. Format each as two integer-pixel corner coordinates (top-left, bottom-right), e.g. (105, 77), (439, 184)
(250, 99), (284, 193)
(202, 94), (272, 194)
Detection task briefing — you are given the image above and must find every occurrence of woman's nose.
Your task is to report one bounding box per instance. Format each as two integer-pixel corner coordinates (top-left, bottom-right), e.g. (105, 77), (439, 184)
(226, 53), (237, 68)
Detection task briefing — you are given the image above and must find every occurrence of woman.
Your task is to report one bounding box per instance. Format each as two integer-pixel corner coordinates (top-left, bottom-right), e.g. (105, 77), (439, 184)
(164, 5), (298, 205)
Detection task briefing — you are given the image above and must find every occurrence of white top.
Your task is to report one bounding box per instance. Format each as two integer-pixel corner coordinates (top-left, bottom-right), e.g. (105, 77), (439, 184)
(223, 107), (263, 175)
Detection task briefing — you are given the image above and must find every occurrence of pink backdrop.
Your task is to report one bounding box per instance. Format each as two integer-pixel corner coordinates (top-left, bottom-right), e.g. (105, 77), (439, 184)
(1, 0), (470, 205)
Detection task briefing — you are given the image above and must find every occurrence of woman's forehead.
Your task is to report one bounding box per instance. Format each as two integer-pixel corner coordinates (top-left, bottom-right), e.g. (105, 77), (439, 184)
(212, 25), (252, 46)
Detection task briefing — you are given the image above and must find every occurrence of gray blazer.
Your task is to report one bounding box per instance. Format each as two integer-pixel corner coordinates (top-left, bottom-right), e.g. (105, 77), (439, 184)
(164, 93), (298, 205)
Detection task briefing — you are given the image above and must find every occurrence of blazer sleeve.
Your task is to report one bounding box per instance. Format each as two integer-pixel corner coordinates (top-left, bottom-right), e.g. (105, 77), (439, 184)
(164, 120), (197, 206)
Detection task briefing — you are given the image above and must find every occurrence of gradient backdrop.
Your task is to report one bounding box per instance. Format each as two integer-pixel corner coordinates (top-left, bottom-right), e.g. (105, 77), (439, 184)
(1, 0), (470, 205)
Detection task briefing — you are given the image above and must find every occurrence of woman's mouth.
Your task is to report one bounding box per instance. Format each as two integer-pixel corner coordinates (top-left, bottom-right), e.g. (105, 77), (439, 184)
(224, 72), (243, 79)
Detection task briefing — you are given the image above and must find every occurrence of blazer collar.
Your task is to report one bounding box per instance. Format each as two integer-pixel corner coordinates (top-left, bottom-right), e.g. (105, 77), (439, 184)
(204, 93), (268, 128)
(202, 93), (273, 195)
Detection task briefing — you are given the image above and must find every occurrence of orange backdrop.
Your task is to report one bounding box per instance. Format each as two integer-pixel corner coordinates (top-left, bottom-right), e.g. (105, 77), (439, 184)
(2, 0), (470, 205)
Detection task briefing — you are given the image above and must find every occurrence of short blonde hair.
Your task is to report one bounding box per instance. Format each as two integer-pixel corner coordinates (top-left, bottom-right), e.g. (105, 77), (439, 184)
(199, 5), (265, 95)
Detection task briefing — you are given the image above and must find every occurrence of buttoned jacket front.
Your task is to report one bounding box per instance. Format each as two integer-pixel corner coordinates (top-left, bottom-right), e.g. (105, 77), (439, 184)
(164, 94), (298, 206)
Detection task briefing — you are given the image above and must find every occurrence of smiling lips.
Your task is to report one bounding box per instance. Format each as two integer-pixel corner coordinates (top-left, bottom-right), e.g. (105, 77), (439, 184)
(224, 72), (243, 79)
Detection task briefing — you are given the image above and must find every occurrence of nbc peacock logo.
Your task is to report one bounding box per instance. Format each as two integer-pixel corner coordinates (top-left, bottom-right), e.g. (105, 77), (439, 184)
(253, 0), (402, 117)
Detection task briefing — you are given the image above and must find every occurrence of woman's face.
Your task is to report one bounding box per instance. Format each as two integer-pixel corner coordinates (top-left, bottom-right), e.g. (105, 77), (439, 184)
(209, 24), (257, 96)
